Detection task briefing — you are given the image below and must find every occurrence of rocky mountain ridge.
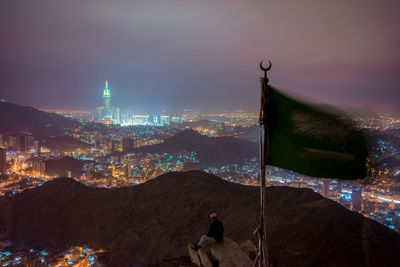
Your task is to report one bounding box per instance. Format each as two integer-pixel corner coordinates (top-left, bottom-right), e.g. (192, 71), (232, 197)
(0, 171), (399, 266)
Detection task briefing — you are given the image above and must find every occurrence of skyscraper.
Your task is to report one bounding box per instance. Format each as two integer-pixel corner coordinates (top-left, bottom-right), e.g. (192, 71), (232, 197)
(97, 81), (120, 124)
(352, 188), (362, 211)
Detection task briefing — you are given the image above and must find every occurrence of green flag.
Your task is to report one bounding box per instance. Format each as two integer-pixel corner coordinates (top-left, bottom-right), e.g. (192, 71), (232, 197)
(267, 85), (368, 180)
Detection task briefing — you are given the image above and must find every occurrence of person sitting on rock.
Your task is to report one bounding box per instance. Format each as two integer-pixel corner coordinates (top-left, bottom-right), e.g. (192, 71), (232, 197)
(194, 212), (224, 250)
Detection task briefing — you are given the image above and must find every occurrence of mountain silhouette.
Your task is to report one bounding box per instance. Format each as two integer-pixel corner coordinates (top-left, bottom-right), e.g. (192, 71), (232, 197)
(0, 101), (78, 136)
(44, 156), (90, 177)
(1, 171), (399, 266)
(41, 135), (92, 151)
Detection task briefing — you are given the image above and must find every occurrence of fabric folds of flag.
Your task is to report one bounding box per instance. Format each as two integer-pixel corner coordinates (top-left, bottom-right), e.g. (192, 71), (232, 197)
(266, 85), (368, 180)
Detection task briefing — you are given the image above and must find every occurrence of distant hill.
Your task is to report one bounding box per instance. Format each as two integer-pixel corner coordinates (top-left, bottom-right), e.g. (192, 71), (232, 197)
(380, 156), (400, 167)
(41, 135), (92, 152)
(371, 156), (400, 169)
(366, 132), (400, 148)
(45, 156), (88, 177)
(1, 171), (399, 266)
(125, 129), (258, 166)
(237, 124), (259, 142)
(175, 120), (221, 129)
(0, 101), (79, 136)
(381, 128), (400, 138)
(378, 134), (400, 149)
(365, 131), (400, 168)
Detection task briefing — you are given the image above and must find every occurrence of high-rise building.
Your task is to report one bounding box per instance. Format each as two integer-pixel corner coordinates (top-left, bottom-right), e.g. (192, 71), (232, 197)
(121, 113), (133, 126)
(352, 188), (362, 211)
(151, 115), (160, 126)
(27, 134), (35, 149)
(122, 137), (135, 151)
(322, 180), (330, 197)
(15, 134), (27, 152)
(13, 134), (34, 152)
(0, 148), (6, 176)
(132, 114), (150, 125)
(160, 115), (170, 126)
(336, 180), (342, 193)
(7, 136), (16, 151)
(32, 158), (46, 175)
(97, 81), (120, 125)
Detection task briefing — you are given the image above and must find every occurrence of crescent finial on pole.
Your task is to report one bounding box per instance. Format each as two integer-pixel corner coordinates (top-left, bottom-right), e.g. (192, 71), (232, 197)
(260, 60), (272, 83)
(260, 60), (272, 72)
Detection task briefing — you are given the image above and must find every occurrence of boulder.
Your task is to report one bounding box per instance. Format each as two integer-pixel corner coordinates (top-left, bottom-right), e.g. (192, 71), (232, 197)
(239, 240), (257, 260)
(198, 248), (213, 267)
(187, 244), (201, 266)
(187, 244), (213, 267)
(211, 238), (253, 267)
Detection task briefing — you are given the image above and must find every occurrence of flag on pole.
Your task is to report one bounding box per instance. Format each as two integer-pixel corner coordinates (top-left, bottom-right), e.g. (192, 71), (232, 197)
(267, 85), (368, 180)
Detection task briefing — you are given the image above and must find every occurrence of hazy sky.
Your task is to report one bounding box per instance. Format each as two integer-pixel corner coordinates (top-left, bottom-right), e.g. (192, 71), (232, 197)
(1, 0), (399, 114)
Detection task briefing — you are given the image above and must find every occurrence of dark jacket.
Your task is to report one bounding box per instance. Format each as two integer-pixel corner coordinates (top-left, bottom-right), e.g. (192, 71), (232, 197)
(207, 219), (224, 243)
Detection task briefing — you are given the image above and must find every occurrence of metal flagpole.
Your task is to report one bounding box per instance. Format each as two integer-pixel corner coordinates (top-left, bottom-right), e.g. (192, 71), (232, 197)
(253, 60), (271, 267)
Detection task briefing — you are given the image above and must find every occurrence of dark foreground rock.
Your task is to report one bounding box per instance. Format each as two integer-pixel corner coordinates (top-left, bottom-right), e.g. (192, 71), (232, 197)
(0, 171), (399, 266)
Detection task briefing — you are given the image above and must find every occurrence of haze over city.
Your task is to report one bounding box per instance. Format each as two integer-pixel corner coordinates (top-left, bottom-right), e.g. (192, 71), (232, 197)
(1, 0), (400, 114)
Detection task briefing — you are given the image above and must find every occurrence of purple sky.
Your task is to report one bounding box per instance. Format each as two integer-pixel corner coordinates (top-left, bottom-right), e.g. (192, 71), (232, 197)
(1, 0), (399, 114)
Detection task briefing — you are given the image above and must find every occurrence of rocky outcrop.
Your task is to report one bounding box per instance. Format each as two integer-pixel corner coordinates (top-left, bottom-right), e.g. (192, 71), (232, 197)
(188, 245), (213, 267)
(189, 247), (214, 267)
(239, 240), (257, 260)
(188, 238), (255, 267)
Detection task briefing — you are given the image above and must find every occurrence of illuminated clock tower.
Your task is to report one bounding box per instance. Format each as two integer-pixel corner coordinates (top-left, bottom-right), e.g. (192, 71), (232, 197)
(97, 80), (120, 124)
(103, 80), (111, 108)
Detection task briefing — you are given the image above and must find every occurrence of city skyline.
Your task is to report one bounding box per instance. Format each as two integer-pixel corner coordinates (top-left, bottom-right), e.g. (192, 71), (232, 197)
(1, 0), (400, 115)
(3, 78), (398, 118)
